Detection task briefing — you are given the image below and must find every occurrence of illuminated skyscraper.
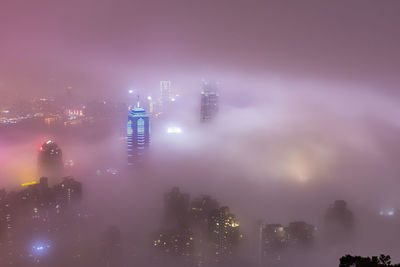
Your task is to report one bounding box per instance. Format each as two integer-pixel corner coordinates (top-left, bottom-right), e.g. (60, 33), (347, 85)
(200, 81), (219, 122)
(38, 140), (64, 178)
(209, 206), (240, 262)
(127, 105), (150, 166)
(147, 96), (154, 114)
(160, 80), (172, 104)
(158, 80), (173, 114)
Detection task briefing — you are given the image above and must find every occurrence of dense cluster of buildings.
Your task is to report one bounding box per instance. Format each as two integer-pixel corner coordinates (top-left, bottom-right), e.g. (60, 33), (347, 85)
(152, 187), (242, 266)
(0, 176), (83, 266)
(149, 189), (356, 267)
(0, 92), (127, 127)
(0, 173), (357, 267)
(259, 221), (315, 265)
(0, 79), (364, 267)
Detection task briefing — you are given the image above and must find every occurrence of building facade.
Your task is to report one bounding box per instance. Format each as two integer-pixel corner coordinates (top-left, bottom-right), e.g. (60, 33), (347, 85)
(127, 106), (150, 166)
(200, 81), (219, 122)
(159, 80), (172, 107)
(38, 140), (64, 179)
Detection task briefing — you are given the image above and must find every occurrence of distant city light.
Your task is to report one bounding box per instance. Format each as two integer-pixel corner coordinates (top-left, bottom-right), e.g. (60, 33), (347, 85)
(21, 181), (37, 187)
(128, 89), (134, 94)
(379, 209), (395, 216)
(147, 96), (152, 100)
(106, 168), (118, 175)
(32, 241), (51, 255)
(167, 126), (182, 134)
(65, 159), (74, 167)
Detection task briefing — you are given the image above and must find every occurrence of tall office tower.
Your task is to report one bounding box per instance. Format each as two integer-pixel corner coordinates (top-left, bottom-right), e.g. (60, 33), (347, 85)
(164, 187), (190, 229)
(152, 188), (193, 265)
(101, 226), (122, 267)
(127, 105), (150, 166)
(200, 80), (219, 122)
(38, 140), (64, 179)
(159, 80), (172, 108)
(209, 206), (240, 262)
(0, 189), (14, 245)
(147, 96), (154, 114)
(190, 195), (220, 265)
(260, 223), (288, 264)
(286, 221), (314, 247)
(324, 200), (354, 242)
(53, 177), (82, 206)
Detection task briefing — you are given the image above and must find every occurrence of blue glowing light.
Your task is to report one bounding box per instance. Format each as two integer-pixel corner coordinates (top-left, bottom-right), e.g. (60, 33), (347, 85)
(379, 209), (395, 217)
(32, 241), (51, 255)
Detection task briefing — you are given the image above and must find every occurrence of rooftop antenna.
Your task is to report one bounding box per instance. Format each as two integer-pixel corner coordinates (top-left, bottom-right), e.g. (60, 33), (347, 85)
(136, 88), (141, 108)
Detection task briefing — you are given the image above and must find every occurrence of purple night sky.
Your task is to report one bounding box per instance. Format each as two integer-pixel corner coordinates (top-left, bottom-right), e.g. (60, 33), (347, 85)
(1, 0), (399, 98)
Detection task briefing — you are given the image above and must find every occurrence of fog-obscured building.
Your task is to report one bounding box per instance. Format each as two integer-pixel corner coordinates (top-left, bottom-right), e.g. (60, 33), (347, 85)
(259, 221), (314, 266)
(0, 176), (84, 266)
(159, 80), (172, 109)
(200, 81), (219, 122)
(164, 187), (190, 229)
(153, 188), (242, 266)
(38, 140), (64, 179)
(324, 200), (354, 242)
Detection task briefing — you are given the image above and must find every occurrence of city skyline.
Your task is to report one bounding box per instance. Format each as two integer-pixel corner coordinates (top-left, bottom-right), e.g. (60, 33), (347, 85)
(1, 1), (400, 266)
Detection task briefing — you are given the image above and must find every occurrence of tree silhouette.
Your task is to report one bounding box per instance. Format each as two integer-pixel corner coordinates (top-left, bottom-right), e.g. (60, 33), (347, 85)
(339, 254), (400, 267)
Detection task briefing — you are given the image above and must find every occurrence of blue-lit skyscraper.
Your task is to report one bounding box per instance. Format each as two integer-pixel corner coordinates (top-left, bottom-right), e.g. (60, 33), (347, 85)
(127, 105), (150, 166)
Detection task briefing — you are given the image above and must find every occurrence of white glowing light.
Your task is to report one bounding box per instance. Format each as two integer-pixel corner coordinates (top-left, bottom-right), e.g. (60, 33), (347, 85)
(167, 127), (182, 134)
(106, 168), (118, 175)
(379, 209), (395, 216)
(32, 242), (51, 254)
(147, 96), (152, 100)
(128, 89), (134, 94)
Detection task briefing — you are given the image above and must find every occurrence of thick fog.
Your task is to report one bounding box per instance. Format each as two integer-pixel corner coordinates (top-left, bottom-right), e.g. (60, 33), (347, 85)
(2, 75), (400, 266)
(2, 0), (400, 266)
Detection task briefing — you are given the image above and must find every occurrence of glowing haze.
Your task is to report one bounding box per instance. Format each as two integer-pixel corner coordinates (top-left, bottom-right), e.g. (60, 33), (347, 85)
(1, 1), (400, 266)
